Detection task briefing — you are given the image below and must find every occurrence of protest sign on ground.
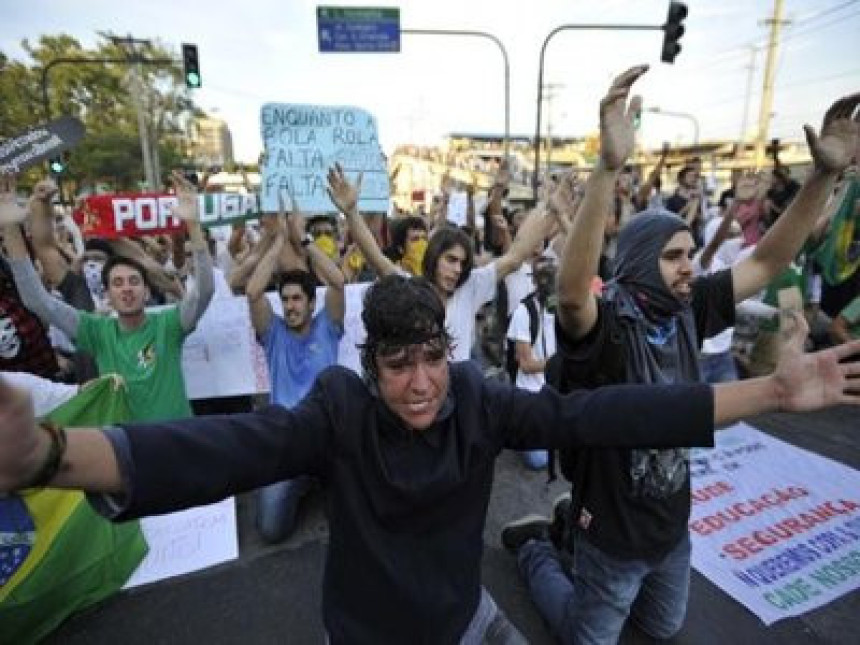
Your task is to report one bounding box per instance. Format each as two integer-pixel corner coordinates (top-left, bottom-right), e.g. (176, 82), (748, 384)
(690, 423), (860, 625)
(260, 103), (389, 213)
(124, 498), (238, 589)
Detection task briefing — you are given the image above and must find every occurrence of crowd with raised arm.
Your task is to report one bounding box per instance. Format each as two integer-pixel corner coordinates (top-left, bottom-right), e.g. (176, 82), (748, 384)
(1, 59), (859, 644)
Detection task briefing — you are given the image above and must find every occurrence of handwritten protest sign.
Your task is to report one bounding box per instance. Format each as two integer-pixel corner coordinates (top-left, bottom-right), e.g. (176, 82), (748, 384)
(260, 103), (389, 213)
(124, 498), (238, 589)
(690, 423), (860, 625)
(73, 193), (261, 238)
(0, 117), (85, 174)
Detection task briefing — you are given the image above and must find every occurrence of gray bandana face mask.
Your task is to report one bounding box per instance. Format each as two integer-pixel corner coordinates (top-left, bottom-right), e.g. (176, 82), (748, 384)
(611, 209), (690, 322)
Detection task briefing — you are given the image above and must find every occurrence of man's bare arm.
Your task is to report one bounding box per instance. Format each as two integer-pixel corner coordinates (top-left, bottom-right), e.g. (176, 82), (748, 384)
(327, 164), (397, 277)
(557, 65), (648, 340)
(733, 94), (860, 302)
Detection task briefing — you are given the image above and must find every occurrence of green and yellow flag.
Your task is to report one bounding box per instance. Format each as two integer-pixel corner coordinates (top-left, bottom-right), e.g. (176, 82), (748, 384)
(0, 375), (148, 644)
(812, 176), (860, 286)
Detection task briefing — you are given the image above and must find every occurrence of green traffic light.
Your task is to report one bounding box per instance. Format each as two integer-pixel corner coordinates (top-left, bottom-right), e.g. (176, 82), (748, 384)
(186, 72), (201, 88)
(50, 160), (65, 174)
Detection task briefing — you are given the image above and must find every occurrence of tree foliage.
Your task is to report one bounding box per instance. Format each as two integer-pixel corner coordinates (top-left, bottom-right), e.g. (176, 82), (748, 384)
(0, 33), (204, 192)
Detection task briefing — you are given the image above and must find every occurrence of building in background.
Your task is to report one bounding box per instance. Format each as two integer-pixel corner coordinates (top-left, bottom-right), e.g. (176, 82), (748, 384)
(190, 117), (234, 169)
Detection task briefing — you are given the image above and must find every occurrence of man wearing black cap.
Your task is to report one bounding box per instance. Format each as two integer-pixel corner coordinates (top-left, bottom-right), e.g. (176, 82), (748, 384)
(502, 66), (860, 644)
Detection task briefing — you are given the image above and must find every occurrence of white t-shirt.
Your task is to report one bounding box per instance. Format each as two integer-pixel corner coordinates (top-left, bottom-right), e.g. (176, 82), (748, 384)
(446, 263), (498, 362)
(506, 301), (556, 392)
(4, 371), (78, 417)
(504, 264), (533, 317)
(185, 267), (233, 299)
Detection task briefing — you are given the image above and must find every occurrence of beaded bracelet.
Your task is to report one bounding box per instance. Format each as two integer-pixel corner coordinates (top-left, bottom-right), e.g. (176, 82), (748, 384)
(21, 422), (67, 489)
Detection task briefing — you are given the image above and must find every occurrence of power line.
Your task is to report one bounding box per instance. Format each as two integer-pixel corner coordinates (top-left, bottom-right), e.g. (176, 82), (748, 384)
(781, 7), (860, 43)
(791, 0), (859, 27)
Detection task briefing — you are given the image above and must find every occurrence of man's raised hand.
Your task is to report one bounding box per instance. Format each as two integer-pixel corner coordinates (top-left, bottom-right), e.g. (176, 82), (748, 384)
(772, 310), (860, 413)
(0, 174), (29, 226)
(170, 170), (200, 222)
(599, 64), (649, 171)
(804, 93), (860, 175)
(326, 163), (362, 214)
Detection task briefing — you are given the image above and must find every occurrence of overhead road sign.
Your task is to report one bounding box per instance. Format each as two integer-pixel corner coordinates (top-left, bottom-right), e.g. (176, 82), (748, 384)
(317, 6), (400, 52)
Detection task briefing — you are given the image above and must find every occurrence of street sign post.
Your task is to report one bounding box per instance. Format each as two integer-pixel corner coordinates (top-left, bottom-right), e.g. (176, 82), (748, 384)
(317, 6), (400, 52)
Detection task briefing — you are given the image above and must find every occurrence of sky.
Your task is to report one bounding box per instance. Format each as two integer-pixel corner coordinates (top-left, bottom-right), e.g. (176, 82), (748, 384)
(1, 0), (858, 162)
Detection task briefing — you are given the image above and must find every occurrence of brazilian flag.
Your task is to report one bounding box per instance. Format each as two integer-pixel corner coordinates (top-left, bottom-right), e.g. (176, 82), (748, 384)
(0, 376), (148, 644)
(813, 176), (860, 286)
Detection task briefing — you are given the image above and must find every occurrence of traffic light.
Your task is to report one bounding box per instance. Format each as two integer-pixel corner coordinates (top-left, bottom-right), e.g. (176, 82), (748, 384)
(182, 43), (201, 89)
(48, 156), (66, 175)
(661, 2), (688, 64)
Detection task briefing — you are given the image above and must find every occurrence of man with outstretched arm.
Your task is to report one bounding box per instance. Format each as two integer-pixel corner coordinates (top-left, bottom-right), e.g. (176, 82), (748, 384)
(1, 272), (859, 644)
(503, 64), (860, 644)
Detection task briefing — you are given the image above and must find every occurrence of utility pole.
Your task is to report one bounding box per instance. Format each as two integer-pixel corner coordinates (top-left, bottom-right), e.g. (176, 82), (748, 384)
(543, 83), (564, 172)
(736, 46), (758, 161)
(754, 0), (789, 168)
(112, 35), (158, 190)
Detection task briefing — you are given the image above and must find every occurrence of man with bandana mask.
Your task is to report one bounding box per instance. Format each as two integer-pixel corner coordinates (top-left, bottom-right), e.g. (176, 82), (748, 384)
(502, 65), (860, 644)
(386, 215), (429, 276)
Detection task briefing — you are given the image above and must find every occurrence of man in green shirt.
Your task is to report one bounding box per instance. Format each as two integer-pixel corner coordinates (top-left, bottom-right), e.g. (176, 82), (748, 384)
(1, 171), (214, 422)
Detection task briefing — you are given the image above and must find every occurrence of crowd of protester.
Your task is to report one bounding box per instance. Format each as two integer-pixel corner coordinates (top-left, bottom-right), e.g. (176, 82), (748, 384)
(1, 62), (859, 643)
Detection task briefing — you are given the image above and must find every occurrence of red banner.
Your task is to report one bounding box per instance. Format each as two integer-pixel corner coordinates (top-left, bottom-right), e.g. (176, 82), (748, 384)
(73, 192), (262, 238)
(74, 193), (185, 239)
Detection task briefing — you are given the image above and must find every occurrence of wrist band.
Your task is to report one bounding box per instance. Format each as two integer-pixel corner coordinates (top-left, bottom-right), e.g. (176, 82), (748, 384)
(21, 422), (67, 489)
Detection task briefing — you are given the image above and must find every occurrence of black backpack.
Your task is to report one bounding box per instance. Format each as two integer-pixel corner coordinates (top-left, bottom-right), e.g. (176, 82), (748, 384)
(505, 293), (541, 383)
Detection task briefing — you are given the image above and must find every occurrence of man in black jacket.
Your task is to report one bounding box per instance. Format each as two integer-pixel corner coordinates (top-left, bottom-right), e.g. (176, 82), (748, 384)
(1, 273), (858, 644)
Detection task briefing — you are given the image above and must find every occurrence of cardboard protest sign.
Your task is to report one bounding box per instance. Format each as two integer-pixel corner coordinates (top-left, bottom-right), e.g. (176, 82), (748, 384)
(260, 103), (389, 213)
(73, 192), (261, 238)
(690, 423), (860, 625)
(0, 117), (85, 174)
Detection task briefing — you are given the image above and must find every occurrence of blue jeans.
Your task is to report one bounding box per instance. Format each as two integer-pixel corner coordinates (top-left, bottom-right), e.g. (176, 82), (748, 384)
(519, 450), (549, 470)
(255, 476), (314, 544)
(518, 531), (691, 645)
(700, 350), (738, 384)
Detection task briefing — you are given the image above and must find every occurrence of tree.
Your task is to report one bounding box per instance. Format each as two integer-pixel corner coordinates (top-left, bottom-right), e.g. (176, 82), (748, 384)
(0, 33), (204, 194)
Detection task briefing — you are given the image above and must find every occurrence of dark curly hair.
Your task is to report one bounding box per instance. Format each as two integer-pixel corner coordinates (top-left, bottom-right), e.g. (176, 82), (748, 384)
(277, 269), (316, 301)
(359, 274), (452, 382)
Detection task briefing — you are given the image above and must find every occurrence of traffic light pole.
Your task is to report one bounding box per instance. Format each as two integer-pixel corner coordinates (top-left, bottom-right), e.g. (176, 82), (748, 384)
(402, 29), (510, 161)
(531, 24), (663, 199)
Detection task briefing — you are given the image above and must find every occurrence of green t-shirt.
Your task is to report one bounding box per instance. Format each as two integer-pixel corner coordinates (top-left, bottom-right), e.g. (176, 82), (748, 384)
(75, 307), (192, 422)
(759, 265), (806, 333)
(839, 296), (860, 339)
